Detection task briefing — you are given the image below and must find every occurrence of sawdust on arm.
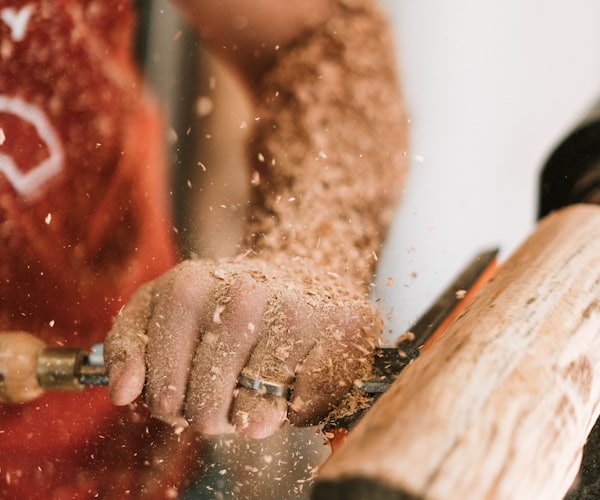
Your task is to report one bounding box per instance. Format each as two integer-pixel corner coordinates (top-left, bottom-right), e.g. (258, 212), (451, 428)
(245, 0), (408, 293)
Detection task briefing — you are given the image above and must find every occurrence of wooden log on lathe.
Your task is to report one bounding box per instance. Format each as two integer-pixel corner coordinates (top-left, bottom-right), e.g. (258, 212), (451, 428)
(314, 204), (600, 500)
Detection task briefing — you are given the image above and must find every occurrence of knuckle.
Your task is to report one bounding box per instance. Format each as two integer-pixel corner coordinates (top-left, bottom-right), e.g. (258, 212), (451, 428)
(221, 275), (270, 323)
(157, 260), (211, 309)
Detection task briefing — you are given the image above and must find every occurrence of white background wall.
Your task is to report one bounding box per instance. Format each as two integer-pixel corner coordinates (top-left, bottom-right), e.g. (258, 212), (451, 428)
(374, 1), (600, 342)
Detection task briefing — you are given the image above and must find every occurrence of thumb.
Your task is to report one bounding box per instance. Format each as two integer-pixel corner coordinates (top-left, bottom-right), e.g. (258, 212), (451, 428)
(105, 282), (153, 405)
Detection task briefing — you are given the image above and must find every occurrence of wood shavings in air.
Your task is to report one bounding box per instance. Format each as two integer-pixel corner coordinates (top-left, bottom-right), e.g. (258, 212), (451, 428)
(195, 96), (214, 117)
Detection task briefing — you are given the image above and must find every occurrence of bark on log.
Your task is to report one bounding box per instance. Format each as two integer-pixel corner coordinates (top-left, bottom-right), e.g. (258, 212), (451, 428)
(314, 204), (600, 500)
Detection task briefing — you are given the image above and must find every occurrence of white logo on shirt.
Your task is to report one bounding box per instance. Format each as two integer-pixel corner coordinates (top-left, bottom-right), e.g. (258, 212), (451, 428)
(0, 95), (64, 198)
(1, 5), (33, 42)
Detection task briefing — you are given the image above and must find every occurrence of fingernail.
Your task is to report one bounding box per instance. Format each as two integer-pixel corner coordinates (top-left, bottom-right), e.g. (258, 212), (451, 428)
(109, 362), (140, 405)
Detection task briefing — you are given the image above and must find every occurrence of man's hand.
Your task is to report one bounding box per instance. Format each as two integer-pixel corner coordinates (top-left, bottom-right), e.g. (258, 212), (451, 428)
(105, 257), (381, 439)
(105, 0), (405, 440)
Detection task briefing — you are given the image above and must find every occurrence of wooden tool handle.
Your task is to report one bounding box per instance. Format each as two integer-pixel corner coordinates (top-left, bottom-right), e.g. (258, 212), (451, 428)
(314, 204), (600, 500)
(0, 332), (96, 403)
(0, 331), (46, 403)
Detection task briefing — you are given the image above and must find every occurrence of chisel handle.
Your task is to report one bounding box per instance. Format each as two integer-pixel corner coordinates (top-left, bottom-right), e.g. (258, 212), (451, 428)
(0, 331), (46, 403)
(0, 332), (106, 403)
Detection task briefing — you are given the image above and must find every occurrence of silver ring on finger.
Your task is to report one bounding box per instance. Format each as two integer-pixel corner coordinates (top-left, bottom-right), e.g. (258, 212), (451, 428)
(237, 372), (292, 399)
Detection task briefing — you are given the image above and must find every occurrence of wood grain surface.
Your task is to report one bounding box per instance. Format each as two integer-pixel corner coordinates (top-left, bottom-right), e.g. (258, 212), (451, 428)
(314, 204), (600, 500)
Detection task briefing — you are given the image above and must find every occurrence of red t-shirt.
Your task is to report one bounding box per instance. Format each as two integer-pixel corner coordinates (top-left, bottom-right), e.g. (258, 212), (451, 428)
(0, 1), (199, 497)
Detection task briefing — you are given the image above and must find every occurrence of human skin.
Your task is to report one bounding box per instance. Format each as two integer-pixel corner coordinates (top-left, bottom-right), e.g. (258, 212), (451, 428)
(105, 0), (408, 439)
(170, 0), (337, 89)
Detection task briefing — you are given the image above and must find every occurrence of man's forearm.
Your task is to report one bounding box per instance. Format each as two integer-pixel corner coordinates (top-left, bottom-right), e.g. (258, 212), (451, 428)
(245, 0), (408, 291)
